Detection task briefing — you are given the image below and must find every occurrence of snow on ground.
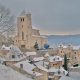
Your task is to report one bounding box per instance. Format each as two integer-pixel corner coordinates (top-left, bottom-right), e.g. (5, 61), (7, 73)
(69, 72), (80, 80)
(60, 71), (80, 80)
(0, 64), (33, 80)
(60, 75), (74, 80)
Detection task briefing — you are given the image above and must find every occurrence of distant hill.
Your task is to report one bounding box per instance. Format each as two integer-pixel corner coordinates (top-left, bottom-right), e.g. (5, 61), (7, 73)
(43, 34), (80, 38)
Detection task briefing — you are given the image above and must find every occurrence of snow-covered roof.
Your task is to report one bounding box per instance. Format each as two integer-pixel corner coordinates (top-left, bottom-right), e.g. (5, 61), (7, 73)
(5, 56), (26, 61)
(48, 67), (59, 72)
(1, 45), (26, 61)
(14, 60), (42, 76)
(60, 67), (68, 75)
(49, 56), (63, 62)
(48, 76), (55, 78)
(35, 65), (48, 72)
(14, 59), (35, 71)
(25, 51), (37, 56)
(32, 35), (47, 38)
(33, 57), (45, 62)
(1, 44), (23, 55)
(48, 67), (68, 76)
(34, 61), (44, 66)
(58, 44), (67, 48)
(9, 44), (23, 54)
(44, 52), (50, 57)
(34, 61), (49, 68)
(73, 46), (80, 50)
(41, 35), (47, 38)
(32, 35), (42, 38)
(0, 64), (33, 80)
(1, 45), (10, 50)
(58, 44), (80, 50)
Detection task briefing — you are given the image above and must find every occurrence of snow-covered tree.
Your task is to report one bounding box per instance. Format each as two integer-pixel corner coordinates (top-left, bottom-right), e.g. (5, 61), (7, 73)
(0, 4), (15, 36)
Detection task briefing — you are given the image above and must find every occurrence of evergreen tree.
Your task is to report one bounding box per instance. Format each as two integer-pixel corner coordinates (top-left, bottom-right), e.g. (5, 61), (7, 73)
(34, 42), (39, 50)
(64, 54), (68, 70)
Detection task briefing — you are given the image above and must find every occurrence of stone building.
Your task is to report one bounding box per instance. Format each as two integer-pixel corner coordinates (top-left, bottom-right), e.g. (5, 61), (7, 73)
(14, 12), (47, 50)
(48, 56), (63, 68)
(47, 44), (80, 66)
(0, 45), (26, 64)
(57, 45), (80, 66)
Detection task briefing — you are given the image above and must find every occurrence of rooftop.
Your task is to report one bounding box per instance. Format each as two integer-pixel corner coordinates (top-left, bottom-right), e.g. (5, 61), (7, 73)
(14, 59), (42, 76)
(48, 56), (63, 62)
(25, 51), (37, 56)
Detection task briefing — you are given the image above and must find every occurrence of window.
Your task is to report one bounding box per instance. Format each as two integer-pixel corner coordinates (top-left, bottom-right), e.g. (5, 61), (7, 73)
(21, 18), (22, 21)
(12, 55), (15, 58)
(20, 64), (23, 68)
(22, 32), (24, 40)
(61, 51), (62, 53)
(21, 18), (24, 22)
(21, 45), (25, 48)
(23, 18), (24, 21)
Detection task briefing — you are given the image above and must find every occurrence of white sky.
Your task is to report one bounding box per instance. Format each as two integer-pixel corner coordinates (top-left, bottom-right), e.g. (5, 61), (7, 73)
(0, 0), (80, 35)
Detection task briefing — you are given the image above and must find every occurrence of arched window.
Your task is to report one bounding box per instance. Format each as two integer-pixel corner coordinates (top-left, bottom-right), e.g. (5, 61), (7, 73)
(23, 18), (24, 21)
(21, 18), (22, 22)
(22, 32), (24, 40)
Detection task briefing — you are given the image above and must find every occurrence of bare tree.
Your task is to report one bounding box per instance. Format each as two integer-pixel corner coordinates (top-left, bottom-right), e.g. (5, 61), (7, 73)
(0, 4), (15, 36)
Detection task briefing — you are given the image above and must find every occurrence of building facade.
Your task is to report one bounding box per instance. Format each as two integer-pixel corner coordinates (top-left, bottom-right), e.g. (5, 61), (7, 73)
(14, 13), (47, 50)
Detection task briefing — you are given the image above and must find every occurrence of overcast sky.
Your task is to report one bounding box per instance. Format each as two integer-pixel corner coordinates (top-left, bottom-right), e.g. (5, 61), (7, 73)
(0, 0), (80, 35)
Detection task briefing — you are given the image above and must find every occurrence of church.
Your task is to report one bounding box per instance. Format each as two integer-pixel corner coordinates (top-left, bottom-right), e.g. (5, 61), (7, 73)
(14, 12), (47, 50)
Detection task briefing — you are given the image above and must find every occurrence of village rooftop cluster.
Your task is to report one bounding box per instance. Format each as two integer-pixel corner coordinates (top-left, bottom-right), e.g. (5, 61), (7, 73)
(0, 12), (80, 80)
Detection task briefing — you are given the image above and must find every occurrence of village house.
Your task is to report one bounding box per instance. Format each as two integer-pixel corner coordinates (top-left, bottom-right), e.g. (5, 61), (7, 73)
(14, 12), (47, 50)
(0, 45), (69, 80)
(32, 54), (68, 80)
(0, 45), (26, 64)
(48, 56), (63, 68)
(47, 44), (80, 66)
(57, 45), (80, 66)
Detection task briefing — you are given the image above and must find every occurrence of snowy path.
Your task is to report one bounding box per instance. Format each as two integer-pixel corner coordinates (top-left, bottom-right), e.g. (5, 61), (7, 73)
(69, 72), (80, 80)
